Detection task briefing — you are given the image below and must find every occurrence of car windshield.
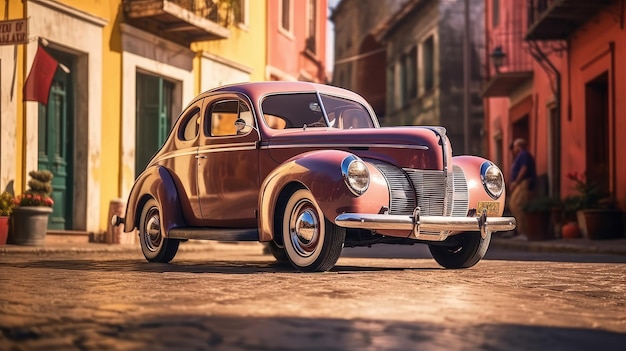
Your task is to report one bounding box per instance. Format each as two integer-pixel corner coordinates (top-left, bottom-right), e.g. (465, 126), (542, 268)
(261, 93), (375, 130)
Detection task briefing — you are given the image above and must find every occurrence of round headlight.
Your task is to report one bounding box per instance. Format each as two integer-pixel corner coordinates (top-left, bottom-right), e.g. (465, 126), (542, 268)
(341, 155), (370, 196)
(481, 162), (504, 199)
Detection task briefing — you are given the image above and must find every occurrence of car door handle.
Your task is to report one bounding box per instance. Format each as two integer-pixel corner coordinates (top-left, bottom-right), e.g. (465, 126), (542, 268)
(195, 155), (207, 159)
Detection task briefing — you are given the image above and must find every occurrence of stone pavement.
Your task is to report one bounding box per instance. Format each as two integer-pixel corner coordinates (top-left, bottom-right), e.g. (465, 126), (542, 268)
(1, 236), (626, 256)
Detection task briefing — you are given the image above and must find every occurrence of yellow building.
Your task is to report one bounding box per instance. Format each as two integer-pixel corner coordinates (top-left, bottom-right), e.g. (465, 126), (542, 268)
(0, 0), (266, 239)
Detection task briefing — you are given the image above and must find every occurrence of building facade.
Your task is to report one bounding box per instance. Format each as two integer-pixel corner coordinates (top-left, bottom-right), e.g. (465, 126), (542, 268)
(265, 0), (327, 82)
(330, 0), (408, 117)
(376, 0), (485, 156)
(483, 0), (626, 210)
(0, 0), (267, 236)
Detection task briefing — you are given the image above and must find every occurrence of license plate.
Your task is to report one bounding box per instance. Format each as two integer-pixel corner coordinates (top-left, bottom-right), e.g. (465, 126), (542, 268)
(477, 201), (500, 216)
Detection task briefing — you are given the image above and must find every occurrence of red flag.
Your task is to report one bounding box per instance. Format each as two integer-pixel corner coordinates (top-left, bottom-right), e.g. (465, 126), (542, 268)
(23, 44), (58, 105)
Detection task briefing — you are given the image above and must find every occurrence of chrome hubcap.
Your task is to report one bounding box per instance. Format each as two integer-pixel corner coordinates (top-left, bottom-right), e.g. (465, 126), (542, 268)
(289, 200), (320, 258)
(144, 208), (161, 252)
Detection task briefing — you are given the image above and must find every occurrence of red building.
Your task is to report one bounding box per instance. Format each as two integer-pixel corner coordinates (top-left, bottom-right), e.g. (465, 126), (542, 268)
(483, 0), (626, 213)
(266, 0), (327, 82)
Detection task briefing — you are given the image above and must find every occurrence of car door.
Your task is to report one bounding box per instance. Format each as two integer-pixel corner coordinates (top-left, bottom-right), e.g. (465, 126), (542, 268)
(197, 95), (260, 227)
(162, 99), (204, 224)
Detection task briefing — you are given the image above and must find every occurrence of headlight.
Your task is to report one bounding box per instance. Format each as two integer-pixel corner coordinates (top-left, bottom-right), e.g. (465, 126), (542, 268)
(341, 155), (370, 196)
(481, 162), (504, 199)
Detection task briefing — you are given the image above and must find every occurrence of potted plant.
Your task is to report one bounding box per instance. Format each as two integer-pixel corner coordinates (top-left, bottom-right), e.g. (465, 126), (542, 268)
(523, 196), (560, 241)
(0, 191), (15, 245)
(9, 170), (54, 246)
(566, 172), (624, 240)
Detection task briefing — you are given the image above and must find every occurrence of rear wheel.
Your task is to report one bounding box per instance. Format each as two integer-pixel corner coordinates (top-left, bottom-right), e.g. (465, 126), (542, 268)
(139, 199), (179, 263)
(428, 232), (490, 269)
(282, 189), (345, 272)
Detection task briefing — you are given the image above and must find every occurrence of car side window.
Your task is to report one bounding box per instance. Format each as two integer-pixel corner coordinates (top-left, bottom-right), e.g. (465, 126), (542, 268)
(178, 107), (201, 141)
(209, 100), (253, 137)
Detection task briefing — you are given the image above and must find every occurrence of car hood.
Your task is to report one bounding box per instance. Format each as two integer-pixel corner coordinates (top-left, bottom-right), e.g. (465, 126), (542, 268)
(265, 126), (447, 170)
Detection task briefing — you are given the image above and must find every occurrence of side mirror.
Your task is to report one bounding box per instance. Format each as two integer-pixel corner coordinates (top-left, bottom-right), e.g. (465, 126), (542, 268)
(234, 118), (247, 132)
(234, 118), (259, 134)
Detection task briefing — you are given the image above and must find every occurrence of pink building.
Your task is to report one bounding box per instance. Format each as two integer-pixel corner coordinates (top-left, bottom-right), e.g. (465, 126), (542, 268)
(483, 0), (626, 213)
(266, 0), (328, 82)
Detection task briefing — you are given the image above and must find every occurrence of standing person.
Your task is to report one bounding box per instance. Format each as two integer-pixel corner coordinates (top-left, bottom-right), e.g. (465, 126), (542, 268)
(509, 138), (536, 238)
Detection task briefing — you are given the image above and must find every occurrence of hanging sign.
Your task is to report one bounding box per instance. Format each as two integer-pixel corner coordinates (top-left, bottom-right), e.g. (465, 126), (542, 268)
(0, 18), (28, 45)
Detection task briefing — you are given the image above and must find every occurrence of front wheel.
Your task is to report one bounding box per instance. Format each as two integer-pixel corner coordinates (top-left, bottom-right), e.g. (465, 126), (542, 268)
(282, 189), (345, 272)
(139, 199), (180, 263)
(428, 232), (490, 269)
(266, 240), (289, 264)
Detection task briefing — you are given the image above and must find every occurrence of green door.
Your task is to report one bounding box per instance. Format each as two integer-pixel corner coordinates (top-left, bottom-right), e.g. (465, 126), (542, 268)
(135, 73), (173, 177)
(38, 59), (73, 230)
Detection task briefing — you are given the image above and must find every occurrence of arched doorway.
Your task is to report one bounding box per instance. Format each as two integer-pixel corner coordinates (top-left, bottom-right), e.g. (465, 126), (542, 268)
(356, 35), (386, 118)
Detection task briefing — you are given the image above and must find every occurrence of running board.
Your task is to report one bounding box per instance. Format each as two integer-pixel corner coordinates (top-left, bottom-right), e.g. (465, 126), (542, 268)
(168, 228), (259, 241)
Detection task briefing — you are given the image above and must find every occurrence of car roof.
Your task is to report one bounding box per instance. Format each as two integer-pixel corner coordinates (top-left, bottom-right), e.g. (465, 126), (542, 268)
(203, 81), (370, 106)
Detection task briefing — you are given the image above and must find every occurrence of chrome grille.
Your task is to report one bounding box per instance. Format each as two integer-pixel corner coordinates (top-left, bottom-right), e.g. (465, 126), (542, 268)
(369, 161), (470, 222)
(404, 169), (452, 216)
(369, 160), (415, 215)
(451, 165), (469, 217)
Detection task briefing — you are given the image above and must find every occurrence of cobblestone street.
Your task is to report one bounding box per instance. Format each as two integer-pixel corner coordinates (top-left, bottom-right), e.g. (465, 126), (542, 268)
(1, 243), (625, 350)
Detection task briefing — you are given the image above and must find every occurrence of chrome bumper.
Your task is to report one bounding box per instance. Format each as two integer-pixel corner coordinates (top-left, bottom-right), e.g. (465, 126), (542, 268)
(334, 208), (516, 242)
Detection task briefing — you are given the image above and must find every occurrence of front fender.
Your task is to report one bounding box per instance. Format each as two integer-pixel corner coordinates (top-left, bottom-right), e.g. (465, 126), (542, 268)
(453, 156), (507, 216)
(258, 150), (389, 242)
(123, 166), (185, 237)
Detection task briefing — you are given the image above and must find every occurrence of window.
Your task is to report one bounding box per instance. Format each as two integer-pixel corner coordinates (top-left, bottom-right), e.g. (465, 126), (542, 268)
(387, 64), (395, 112)
(180, 108), (201, 141)
(422, 36), (435, 93)
(399, 47), (417, 105)
(280, 0), (291, 33)
(306, 0), (317, 53)
(262, 93), (323, 129)
(233, 0), (247, 27)
(492, 0), (500, 27)
(209, 100), (252, 136)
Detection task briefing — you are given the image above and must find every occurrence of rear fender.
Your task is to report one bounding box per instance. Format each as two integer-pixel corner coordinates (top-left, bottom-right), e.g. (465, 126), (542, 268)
(123, 166), (185, 237)
(258, 150), (389, 242)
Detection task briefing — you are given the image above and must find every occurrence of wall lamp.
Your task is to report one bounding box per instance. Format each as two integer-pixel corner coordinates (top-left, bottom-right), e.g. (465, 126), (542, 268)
(490, 46), (506, 73)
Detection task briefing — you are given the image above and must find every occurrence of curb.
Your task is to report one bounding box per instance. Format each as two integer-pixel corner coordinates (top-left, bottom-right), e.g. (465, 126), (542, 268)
(490, 237), (626, 256)
(0, 241), (264, 255)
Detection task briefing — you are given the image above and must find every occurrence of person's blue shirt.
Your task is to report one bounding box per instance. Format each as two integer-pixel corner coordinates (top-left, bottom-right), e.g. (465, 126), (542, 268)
(511, 149), (536, 190)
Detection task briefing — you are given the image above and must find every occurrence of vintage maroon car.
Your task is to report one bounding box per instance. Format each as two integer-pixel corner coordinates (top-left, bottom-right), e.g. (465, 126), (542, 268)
(113, 81), (515, 271)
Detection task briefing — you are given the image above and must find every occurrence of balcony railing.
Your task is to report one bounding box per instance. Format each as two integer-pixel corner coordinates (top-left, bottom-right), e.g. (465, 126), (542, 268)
(483, 31), (534, 97)
(123, 0), (230, 45)
(526, 0), (614, 40)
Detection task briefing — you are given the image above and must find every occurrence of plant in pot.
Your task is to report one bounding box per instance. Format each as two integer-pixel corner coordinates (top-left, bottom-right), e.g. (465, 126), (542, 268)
(523, 196), (560, 241)
(9, 170), (54, 246)
(566, 171), (624, 240)
(0, 191), (15, 245)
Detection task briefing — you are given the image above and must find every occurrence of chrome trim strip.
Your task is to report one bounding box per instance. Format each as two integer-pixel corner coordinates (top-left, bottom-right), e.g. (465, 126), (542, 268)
(262, 143), (429, 150)
(197, 144), (258, 154)
(315, 90), (332, 127)
(334, 213), (516, 241)
(156, 143), (258, 162)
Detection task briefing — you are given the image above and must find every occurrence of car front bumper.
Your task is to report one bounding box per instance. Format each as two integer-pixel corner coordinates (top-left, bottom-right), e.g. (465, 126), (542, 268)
(334, 208), (516, 241)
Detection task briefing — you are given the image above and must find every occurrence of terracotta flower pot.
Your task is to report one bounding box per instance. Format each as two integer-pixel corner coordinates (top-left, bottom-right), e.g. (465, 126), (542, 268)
(0, 216), (9, 245)
(525, 211), (554, 241)
(579, 209), (624, 240)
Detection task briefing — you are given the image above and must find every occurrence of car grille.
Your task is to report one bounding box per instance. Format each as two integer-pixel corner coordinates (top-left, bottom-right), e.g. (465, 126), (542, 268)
(370, 161), (469, 219)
